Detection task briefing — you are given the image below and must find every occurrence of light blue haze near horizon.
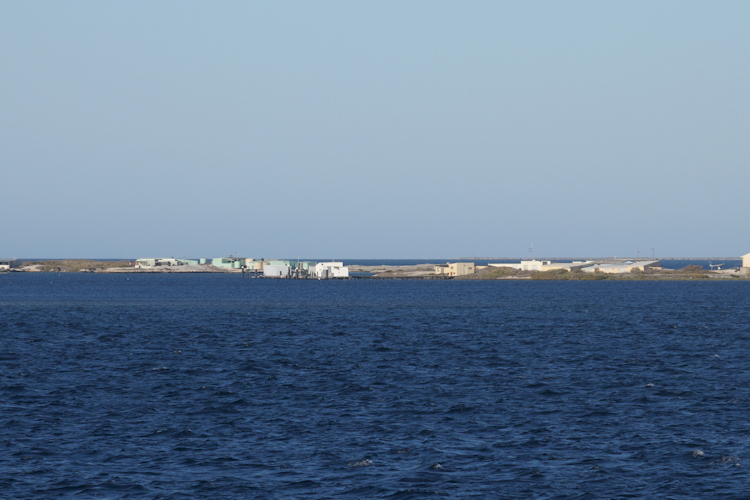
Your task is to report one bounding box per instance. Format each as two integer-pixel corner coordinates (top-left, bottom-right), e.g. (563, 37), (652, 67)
(1, 1), (748, 259)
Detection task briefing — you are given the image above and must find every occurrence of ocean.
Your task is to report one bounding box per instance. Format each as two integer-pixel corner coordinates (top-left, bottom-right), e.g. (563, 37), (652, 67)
(2, 273), (749, 498)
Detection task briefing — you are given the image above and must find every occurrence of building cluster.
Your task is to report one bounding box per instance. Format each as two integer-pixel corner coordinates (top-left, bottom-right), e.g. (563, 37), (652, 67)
(434, 259), (665, 276)
(488, 259), (663, 274)
(262, 261), (349, 279)
(134, 257), (349, 279)
(4, 254), (750, 276)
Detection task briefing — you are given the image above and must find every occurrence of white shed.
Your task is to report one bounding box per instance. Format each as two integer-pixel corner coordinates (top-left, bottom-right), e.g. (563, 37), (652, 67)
(0, 259), (20, 270)
(312, 262), (349, 278)
(263, 265), (291, 278)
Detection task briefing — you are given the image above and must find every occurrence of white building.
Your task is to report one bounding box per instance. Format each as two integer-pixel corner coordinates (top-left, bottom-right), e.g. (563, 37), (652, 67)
(263, 265), (291, 278)
(540, 261), (595, 272)
(0, 259), (20, 270)
(434, 262), (475, 276)
(488, 259), (657, 273)
(488, 260), (578, 271)
(312, 262), (349, 278)
(581, 260), (661, 274)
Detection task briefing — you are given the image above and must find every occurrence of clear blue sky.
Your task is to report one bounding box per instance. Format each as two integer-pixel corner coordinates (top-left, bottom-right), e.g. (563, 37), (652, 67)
(2, 1), (748, 259)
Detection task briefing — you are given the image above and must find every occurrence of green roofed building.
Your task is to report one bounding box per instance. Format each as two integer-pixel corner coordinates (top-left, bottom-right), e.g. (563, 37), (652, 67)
(294, 261), (317, 270)
(212, 257), (246, 269)
(265, 260), (292, 267)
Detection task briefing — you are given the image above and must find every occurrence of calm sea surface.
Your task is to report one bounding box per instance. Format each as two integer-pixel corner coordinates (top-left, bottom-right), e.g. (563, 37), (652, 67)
(2, 274), (750, 498)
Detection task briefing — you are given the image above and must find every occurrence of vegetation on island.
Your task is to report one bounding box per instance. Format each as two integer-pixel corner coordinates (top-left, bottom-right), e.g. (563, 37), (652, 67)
(453, 266), (530, 280)
(453, 263), (743, 281)
(528, 266), (718, 280)
(20, 260), (134, 272)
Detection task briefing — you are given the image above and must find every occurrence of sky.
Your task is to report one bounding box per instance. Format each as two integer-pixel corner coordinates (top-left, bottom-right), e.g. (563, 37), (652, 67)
(1, 1), (748, 259)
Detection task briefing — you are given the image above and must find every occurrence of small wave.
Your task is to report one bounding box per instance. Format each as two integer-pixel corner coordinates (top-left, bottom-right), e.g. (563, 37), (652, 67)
(283, 480), (322, 489)
(446, 404), (476, 413)
(688, 449), (741, 466)
(387, 489), (449, 498)
(539, 389), (566, 396)
(348, 459), (372, 468)
(2, 384), (27, 392)
(585, 410), (614, 417)
(712, 455), (740, 465)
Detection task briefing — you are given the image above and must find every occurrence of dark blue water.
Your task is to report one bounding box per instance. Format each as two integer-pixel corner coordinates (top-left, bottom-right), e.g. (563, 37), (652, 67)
(2, 274), (750, 498)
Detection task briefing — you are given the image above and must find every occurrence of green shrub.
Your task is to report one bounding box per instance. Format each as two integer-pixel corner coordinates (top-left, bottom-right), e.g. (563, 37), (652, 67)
(23, 260), (133, 272)
(680, 265), (704, 273)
